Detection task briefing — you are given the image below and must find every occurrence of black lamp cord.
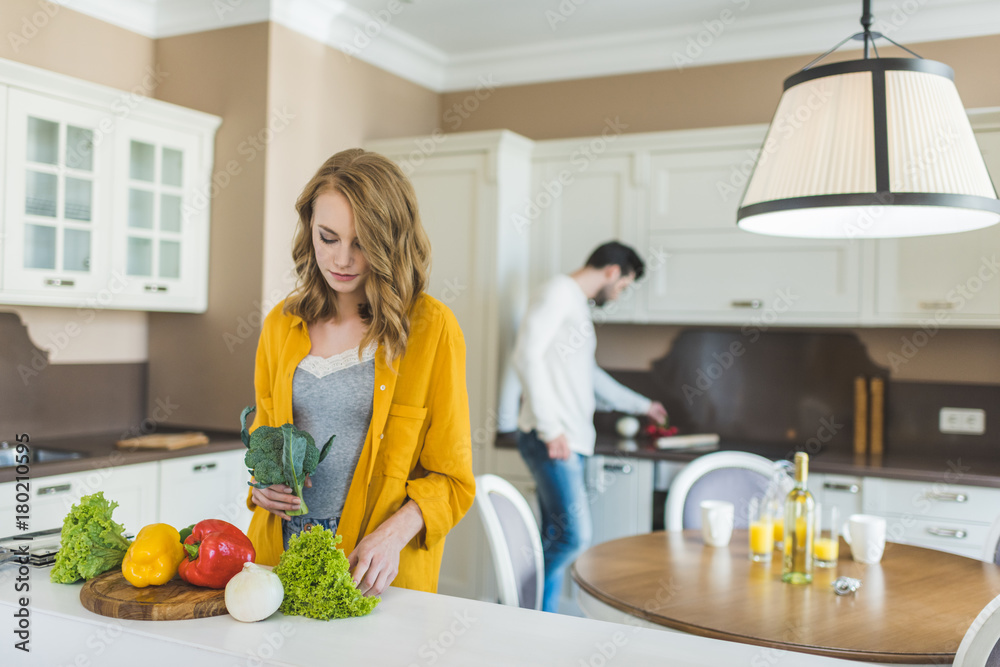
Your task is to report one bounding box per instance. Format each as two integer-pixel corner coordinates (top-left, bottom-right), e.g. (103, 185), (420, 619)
(801, 0), (923, 71)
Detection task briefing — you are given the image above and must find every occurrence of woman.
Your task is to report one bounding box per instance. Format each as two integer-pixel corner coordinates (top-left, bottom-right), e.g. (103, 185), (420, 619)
(246, 149), (475, 596)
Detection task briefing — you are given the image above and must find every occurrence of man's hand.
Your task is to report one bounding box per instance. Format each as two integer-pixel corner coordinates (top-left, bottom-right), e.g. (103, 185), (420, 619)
(545, 434), (571, 460)
(647, 401), (668, 424)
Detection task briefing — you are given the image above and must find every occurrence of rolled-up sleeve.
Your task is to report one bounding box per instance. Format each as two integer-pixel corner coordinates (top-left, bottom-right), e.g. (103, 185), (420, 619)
(405, 316), (476, 550)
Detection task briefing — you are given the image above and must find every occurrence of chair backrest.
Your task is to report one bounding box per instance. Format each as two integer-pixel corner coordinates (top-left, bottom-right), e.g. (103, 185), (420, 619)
(474, 474), (544, 611)
(954, 593), (1000, 667)
(665, 451), (775, 531)
(983, 513), (1000, 565)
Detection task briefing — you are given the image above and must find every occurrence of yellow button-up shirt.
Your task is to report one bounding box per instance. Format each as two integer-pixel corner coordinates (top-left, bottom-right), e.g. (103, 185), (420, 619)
(245, 293), (475, 593)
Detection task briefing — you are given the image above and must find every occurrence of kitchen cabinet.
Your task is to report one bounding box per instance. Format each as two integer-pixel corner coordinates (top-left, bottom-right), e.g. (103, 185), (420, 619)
(872, 128), (1000, 325)
(0, 461), (159, 536)
(810, 472), (863, 529)
(0, 57), (220, 312)
(527, 153), (642, 322)
(863, 476), (1000, 559)
(586, 454), (654, 546)
(366, 131), (533, 603)
(523, 113), (1000, 327)
(158, 449), (251, 534)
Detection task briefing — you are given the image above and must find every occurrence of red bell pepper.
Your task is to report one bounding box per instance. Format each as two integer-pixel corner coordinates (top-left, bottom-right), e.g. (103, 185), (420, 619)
(177, 519), (256, 589)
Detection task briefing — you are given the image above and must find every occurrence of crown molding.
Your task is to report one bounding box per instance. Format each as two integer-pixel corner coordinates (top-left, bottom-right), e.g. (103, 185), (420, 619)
(53, 0), (1000, 93)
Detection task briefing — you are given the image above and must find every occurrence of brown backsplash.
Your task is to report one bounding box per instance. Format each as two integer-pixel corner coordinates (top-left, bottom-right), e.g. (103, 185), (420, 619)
(604, 328), (1000, 455)
(0, 311), (147, 441)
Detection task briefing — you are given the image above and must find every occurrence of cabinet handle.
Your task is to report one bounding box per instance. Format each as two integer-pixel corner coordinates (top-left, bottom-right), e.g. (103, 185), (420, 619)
(38, 483), (71, 495)
(193, 463), (217, 472)
(823, 482), (860, 494)
(44, 278), (75, 287)
(730, 299), (763, 309)
(144, 284), (169, 293)
(603, 462), (632, 474)
(926, 527), (967, 539)
(918, 301), (955, 310)
(924, 492), (968, 503)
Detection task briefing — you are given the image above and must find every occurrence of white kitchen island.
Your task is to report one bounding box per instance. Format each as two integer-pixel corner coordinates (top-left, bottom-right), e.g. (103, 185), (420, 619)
(1, 568), (868, 667)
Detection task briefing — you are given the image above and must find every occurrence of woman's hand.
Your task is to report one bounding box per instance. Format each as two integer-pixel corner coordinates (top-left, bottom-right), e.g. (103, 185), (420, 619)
(250, 477), (312, 521)
(348, 500), (424, 596)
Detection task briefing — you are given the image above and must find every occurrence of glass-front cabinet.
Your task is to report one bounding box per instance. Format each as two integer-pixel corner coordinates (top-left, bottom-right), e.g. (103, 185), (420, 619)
(111, 120), (206, 309)
(0, 58), (220, 312)
(3, 89), (113, 300)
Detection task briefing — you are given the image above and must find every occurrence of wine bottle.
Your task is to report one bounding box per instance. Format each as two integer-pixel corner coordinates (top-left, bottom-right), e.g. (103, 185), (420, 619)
(782, 452), (815, 584)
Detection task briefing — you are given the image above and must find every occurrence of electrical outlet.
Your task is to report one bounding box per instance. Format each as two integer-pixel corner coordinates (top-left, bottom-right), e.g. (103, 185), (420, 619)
(939, 408), (986, 435)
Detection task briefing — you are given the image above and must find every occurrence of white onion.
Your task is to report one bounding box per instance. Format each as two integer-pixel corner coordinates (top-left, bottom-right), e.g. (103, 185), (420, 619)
(225, 561), (284, 622)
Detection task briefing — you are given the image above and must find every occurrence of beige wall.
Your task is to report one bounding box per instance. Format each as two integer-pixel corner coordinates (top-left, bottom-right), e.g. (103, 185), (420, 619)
(439, 34), (1000, 140)
(0, 0), (155, 363)
(260, 22), (440, 308)
(147, 24), (271, 429)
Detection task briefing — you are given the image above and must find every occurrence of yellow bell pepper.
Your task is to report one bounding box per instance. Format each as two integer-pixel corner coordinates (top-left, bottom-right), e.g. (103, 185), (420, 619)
(121, 523), (185, 588)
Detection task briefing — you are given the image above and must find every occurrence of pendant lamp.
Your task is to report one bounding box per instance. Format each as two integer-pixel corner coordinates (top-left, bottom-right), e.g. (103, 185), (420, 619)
(737, 0), (1000, 238)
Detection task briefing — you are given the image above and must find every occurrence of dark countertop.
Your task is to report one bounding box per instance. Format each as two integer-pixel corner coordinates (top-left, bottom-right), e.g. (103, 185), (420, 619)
(496, 432), (1000, 488)
(0, 428), (244, 483)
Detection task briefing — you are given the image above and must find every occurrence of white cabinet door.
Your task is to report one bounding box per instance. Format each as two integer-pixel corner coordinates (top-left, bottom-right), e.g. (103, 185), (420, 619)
(645, 231), (862, 323)
(647, 148), (751, 233)
(586, 455), (654, 546)
(2, 89), (113, 302)
(0, 462), (158, 536)
(110, 119), (209, 312)
(872, 130), (1000, 325)
(811, 473), (863, 530)
(158, 450), (251, 533)
(530, 156), (641, 322)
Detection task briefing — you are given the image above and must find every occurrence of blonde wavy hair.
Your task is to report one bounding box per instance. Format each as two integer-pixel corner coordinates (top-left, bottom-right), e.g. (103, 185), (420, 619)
(283, 149), (431, 364)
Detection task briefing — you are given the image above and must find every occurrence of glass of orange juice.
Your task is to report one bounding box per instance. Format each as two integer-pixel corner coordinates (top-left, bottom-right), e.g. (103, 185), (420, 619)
(814, 504), (839, 568)
(749, 496), (774, 562)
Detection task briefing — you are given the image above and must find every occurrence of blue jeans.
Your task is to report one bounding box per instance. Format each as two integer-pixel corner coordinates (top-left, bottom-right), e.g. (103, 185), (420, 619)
(517, 430), (592, 613)
(282, 515), (339, 550)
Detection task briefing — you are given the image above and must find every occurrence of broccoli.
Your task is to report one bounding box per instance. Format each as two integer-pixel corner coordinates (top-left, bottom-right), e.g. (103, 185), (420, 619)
(241, 405), (334, 516)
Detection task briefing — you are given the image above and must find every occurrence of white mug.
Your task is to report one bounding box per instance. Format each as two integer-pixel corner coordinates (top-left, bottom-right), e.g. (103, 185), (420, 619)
(842, 514), (887, 564)
(700, 500), (735, 547)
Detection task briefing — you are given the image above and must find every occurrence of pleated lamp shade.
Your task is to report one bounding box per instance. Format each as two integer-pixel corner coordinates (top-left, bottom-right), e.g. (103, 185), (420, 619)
(737, 58), (1000, 238)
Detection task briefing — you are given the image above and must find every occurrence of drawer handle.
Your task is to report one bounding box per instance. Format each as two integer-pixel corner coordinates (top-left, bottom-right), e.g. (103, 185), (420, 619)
(925, 492), (968, 503)
(926, 527), (967, 539)
(603, 462), (632, 474)
(39, 483), (71, 495)
(44, 278), (75, 287)
(918, 301), (956, 310)
(823, 482), (860, 494)
(144, 284), (169, 293)
(193, 463), (217, 472)
(731, 299), (763, 309)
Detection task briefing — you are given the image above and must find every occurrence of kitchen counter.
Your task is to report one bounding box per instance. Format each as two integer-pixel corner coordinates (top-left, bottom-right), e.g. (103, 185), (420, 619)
(496, 432), (1000, 488)
(0, 429), (244, 484)
(0, 568), (866, 666)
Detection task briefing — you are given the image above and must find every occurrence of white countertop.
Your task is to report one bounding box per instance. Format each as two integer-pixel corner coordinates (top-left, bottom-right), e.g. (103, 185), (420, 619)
(0, 566), (868, 667)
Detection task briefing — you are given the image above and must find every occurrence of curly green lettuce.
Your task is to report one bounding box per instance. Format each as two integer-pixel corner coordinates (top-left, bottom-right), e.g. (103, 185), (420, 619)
(273, 526), (379, 620)
(241, 405), (333, 516)
(50, 492), (132, 584)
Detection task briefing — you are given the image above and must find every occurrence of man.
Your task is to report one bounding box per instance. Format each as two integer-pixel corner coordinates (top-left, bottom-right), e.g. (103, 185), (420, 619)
(512, 241), (667, 613)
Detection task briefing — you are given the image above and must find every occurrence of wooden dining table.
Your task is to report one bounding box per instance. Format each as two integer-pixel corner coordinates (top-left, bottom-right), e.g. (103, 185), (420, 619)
(571, 530), (1000, 664)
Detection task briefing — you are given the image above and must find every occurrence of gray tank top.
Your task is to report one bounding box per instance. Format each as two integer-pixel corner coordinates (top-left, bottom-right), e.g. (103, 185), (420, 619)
(291, 343), (375, 521)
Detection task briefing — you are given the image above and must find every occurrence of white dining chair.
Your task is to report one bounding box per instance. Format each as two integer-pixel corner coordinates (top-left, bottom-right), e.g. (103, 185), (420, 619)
(954, 593), (1000, 667)
(983, 513), (1000, 565)
(474, 474), (544, 611)
(665, 451), (776, 531)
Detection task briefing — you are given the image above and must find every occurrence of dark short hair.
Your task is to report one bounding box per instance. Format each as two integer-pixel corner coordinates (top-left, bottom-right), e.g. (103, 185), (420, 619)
(585, 241), (645, 280)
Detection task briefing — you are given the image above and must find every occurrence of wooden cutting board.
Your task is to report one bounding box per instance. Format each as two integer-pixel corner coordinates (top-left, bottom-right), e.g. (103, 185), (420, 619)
(80, 570), (228, 620)
(116, 432), (210, 450)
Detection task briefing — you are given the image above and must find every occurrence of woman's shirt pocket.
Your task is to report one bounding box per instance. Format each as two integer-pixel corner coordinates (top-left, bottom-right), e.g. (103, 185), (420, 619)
(378, 402), (428, 479)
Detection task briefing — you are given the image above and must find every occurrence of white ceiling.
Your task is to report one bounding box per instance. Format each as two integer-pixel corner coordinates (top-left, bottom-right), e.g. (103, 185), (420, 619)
(57, 0), (1000, 91)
